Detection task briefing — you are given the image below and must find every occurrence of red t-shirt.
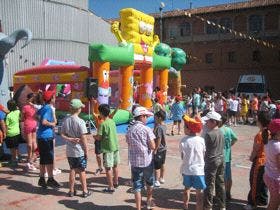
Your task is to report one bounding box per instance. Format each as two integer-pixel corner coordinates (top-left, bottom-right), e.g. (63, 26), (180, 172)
(156, 91), (164, 105)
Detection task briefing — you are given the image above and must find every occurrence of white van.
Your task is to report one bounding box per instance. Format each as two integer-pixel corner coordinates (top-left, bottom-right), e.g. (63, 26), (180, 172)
(236, 74), (267, 98)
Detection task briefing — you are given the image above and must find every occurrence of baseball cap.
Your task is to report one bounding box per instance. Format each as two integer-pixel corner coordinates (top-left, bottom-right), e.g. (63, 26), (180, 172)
(70, 99), (85, 109)
(43, 91), (55, 102)
(268, 119), (280, 135)
(201, 111), (221, 122)
(175, 95), (182, 101)
(133, 106), (153, 118)
(183, 115), (202, 133)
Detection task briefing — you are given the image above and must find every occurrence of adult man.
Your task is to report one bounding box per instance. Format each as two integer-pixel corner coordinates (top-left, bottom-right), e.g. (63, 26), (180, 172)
(126, 106), (156, 210)
(37, 90), (60, 189)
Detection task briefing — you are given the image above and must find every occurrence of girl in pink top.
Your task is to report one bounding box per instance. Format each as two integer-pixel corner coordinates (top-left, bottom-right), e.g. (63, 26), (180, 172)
(264, 119), (280, 210)
(21, 93), (38, 170)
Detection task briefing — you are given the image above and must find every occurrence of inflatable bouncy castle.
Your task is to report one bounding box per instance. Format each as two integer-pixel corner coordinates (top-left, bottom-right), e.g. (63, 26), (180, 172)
(89, 8), (187, 110)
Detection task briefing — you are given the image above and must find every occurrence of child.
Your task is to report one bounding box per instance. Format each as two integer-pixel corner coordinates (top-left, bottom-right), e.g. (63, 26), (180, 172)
(153, 98), (164, 114)
(94, 104), (120, 193)
(170, 95), (185, 135)
(153, 110), (167, 188)
(180, 115), (205, 210)
(5, 100), (21, 167)
(244, 112), (270, 210)
(264, 119), (280, 210)
(90, 98), (119, 175)
(61, 99), (91, 198)
(202, 111), (226, 210)
(37, 91), (60, 189)
(21, 93), (38, 171)
(220, 114), (238, 200)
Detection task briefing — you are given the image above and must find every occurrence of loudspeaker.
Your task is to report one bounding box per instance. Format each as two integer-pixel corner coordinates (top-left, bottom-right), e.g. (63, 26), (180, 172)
(85, 78), (98, 98)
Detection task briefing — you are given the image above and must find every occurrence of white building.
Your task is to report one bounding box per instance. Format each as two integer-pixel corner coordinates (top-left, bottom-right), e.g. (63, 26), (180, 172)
(0, 0), (116, 105)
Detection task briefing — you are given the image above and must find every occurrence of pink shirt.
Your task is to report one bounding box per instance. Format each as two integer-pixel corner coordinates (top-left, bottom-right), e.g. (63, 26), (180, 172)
(265, 140), (280, 180)
(22, 104), (37, 129)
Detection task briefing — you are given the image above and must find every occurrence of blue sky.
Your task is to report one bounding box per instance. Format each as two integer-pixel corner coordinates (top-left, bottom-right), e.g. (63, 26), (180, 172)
(89, 0), (247, 19)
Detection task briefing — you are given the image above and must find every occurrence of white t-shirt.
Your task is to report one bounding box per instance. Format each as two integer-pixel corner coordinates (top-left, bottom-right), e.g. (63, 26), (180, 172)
(229, 99), (239, 112)
(179, 135), (206, 176)
(265, 139), (280, 180)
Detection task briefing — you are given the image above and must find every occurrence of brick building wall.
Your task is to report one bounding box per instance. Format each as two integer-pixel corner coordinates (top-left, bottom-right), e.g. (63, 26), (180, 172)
(153, 1), (280, 98)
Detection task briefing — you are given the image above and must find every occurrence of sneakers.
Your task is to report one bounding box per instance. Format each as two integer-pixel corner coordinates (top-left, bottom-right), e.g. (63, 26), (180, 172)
(243, 204), (256, 210)
(159, 178), (165, 184)
(26, 163), (37, 171)
(146, 200), (156, 209)
(46, 178), (61, 188)
(53, 168), (62, 175)
(8, 160), (18, 167)
(38, 177), (47, 188)
(154, 180), (161, 187)
(44, 168), (62, 177)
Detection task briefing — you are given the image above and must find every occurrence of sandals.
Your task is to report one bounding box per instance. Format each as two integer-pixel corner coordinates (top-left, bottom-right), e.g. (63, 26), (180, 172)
(82, 191), (92, 198)
(102, 187), (115, 193)
(94, 168), (103, 175)
(113, 183), (119, 189)
(67, 190), (77, 197)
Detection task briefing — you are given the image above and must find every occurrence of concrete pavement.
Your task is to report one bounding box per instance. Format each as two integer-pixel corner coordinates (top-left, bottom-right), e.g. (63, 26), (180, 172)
(0, 124), (267, 210)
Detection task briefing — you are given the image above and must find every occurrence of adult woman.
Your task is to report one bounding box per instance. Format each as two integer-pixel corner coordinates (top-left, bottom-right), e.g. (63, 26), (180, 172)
(21, 93), (38, 170)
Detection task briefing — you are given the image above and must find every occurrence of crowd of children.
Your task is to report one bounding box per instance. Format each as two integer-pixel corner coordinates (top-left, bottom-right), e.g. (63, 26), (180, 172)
(0, 85), (279, 210)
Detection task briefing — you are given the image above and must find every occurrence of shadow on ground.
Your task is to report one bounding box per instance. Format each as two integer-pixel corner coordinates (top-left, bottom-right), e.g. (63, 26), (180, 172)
(58, 199), (134, 210)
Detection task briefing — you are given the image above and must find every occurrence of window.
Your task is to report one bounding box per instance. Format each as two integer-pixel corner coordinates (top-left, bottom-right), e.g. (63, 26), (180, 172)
(220, 18), (232, 34)
(252, 50), (261, 62)
(205, 53), (213, 64)
(228, 51), (236, 63)
(249, 15), (263, 33)
(179, 22), (191, 36)
(169, 27), (177, 39)
(206, 19), (218, 34)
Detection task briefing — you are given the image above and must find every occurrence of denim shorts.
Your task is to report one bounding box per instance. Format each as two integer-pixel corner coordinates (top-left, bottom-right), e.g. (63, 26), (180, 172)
(67, 156), (87, 171)
(182, 174), (206, 190)
(224, 162), (232, 181)
(131, 162), (154, 192)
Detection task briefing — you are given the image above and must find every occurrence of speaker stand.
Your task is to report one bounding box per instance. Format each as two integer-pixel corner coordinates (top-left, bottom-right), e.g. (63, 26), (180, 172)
(85, 100), (96, 134)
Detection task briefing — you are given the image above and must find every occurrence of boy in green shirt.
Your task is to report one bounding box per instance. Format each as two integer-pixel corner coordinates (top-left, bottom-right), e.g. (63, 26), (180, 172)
(5, 100), (21, 166)
(94, 104), (120, 193)
(220, 114), (238, 200)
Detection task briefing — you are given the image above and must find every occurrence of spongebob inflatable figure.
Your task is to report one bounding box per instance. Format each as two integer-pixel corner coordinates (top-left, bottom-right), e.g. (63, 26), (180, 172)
(111, 8), (160, 64)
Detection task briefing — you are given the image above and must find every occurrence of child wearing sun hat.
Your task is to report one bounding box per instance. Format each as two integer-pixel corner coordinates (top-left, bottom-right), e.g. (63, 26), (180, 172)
(179, 115), (205, 210)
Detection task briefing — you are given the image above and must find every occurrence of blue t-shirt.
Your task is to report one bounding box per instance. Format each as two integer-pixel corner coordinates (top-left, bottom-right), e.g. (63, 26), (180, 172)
(37, 104), (54, 139)
(171, 102), (185, 121)
(0, 110), (5, 120)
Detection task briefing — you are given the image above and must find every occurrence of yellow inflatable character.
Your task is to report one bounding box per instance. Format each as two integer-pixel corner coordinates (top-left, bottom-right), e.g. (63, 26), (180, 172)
(111, 8), (159, 64)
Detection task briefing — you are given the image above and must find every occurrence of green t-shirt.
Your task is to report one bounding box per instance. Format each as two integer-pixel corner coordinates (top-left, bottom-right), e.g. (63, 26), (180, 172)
(220, 126), (237, 162)
(6, 110), (21, 137)
(98, 118), (119, 153)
